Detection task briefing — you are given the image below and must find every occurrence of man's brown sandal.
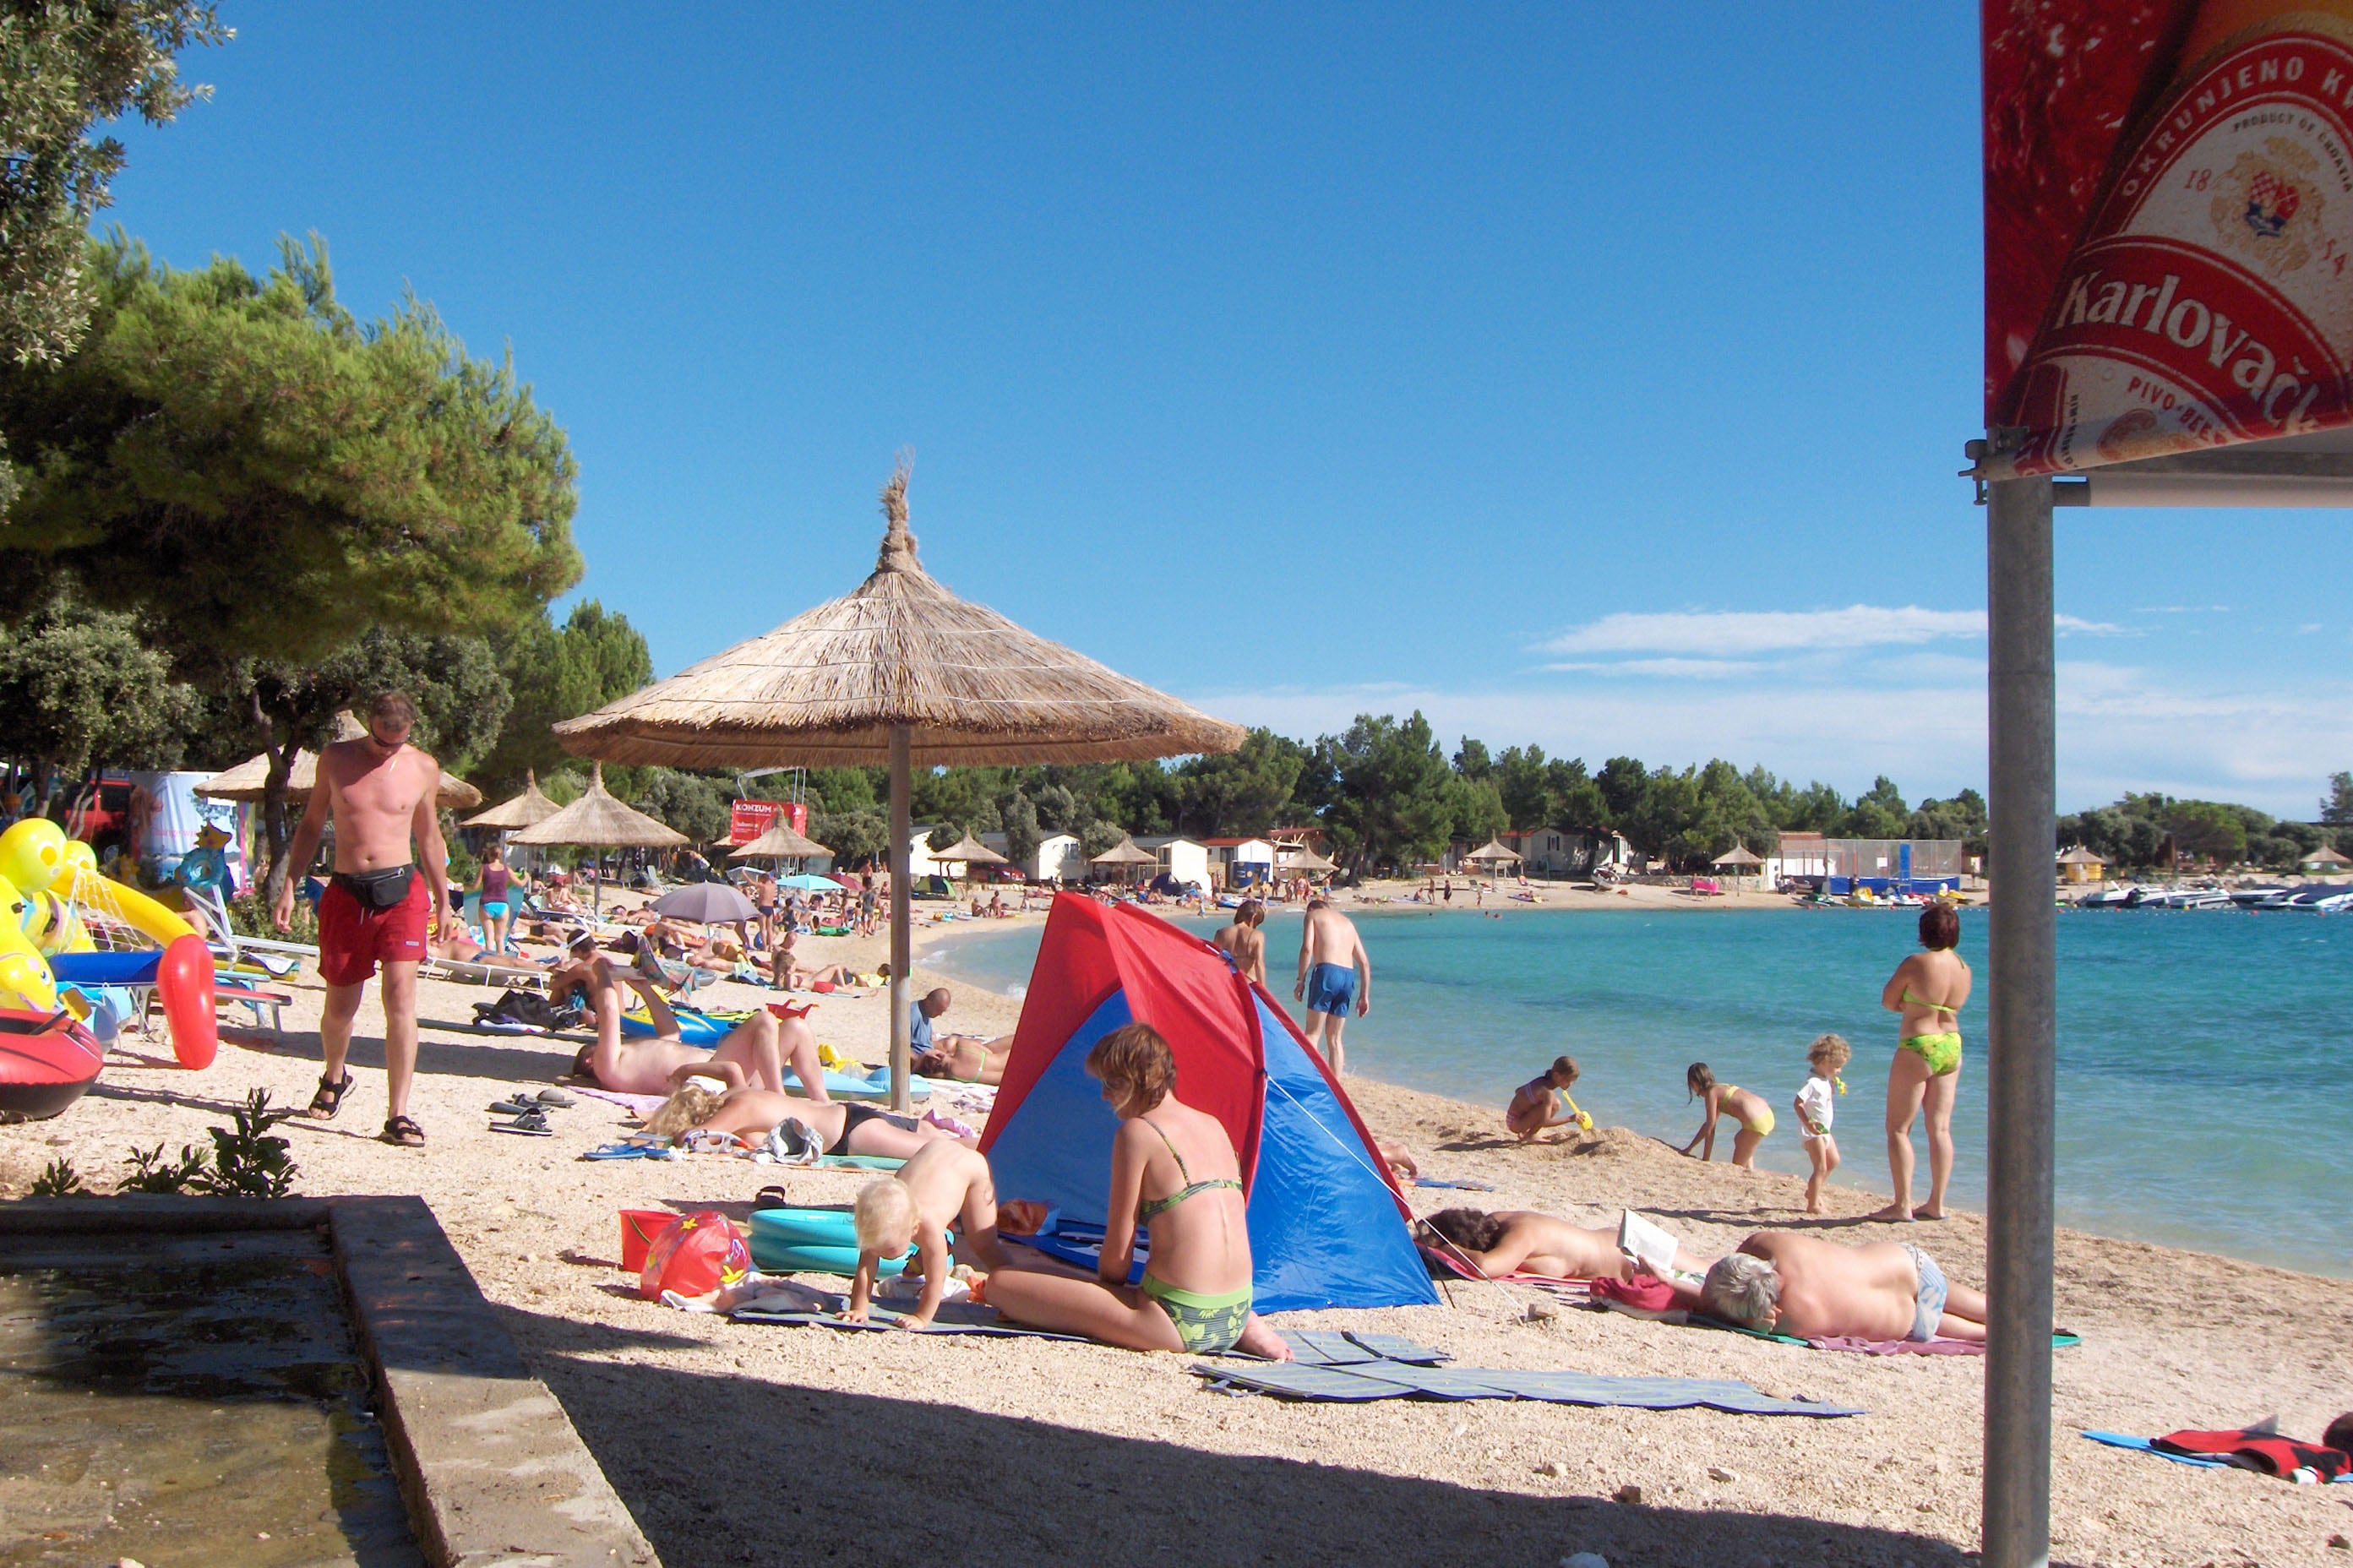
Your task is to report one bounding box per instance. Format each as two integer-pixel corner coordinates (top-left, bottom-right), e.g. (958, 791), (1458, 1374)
(380, 1115), (426, 1147)
(308, 1071), (356, 1119)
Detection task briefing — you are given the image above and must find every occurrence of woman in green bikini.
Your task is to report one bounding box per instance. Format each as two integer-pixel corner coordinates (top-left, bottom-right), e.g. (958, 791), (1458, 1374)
(1875, 901), (1972, 1222)
(985, 1023), (1290, 1360)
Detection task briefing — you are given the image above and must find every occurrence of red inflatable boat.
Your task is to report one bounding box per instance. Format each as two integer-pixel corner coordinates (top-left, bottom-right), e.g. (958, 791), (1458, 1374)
(0, 1007), (104, 1121)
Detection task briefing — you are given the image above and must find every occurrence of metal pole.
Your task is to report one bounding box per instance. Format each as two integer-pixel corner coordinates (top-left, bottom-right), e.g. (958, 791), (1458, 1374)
(888, 724), (913, 1113)
(1984, 466), (2056, 1568)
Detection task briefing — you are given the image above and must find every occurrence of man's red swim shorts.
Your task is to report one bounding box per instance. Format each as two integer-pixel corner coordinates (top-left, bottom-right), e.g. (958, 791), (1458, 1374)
(318, 869), (430, 987)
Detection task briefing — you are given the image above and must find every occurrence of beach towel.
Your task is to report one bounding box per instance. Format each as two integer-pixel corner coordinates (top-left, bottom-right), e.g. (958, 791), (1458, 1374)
(733, 1303), (1094, 1341)
(2083, 1429), (2353, 1481)
(1192, 1360), (1861, 1417)
(1412, 1176), (1497, 1191)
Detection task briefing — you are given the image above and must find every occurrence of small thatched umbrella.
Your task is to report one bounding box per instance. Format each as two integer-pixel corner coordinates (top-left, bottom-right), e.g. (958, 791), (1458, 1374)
(1285, 845), (1338, 877)
(464, 769), (561, 830)
(199, 711), (483, 810)
(933, 833), (1007, 884)
(727, 818), (831, 861)
(1091, 835), (1157, 886)
(553, 460), (1244, 1107)
(1463, 839), (1521, 872)
(509, 764), (689, 913)
(1712, 841), (1765, 890)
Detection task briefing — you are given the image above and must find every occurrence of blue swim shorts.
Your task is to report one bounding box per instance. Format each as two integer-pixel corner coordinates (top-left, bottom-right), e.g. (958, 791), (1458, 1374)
(1305, 961), (1357, 1016)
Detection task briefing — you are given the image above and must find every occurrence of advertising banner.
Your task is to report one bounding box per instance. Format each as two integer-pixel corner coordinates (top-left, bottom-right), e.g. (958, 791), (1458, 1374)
(1985, 1), (2353, 476)
(728, 799), (807, 845)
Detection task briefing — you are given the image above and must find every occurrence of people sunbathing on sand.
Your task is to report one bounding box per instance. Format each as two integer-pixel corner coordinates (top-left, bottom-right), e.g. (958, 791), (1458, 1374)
(1421, 1206), (1684, 1282)
(640, 1081), (972, 1160)
(769, 932), (862, 991)
(1658, 1230), (1989, 1342)
(567, 967), (832, 1102)
(912, 1035), (1013, 1085)
(983, 1022), (1291, 1359)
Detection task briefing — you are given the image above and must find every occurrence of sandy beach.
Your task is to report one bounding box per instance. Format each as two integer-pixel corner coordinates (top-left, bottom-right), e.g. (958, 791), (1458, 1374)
(4, 901), (2348, 1568)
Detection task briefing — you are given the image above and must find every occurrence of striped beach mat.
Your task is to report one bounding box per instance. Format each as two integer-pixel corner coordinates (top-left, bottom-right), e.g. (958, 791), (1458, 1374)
(1192, 1360), (1862, 1417)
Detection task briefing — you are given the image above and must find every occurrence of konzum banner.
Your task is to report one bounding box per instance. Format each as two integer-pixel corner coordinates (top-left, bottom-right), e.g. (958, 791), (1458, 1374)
(727, 799), (808, 845)
(1985, 0), (2353, 476)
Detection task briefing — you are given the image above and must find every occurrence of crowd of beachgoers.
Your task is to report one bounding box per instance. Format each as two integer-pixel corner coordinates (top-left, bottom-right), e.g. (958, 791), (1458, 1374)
(6, 841), (2350, 1563)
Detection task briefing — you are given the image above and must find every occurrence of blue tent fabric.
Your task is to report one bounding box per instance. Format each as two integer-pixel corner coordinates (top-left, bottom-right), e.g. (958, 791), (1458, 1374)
(983, 990), (1135, 1232)
(1245, 992), (1435, 1311)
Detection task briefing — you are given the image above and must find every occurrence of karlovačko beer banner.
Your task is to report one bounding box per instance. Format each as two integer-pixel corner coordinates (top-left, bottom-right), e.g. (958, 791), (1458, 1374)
(1984, 0), (2353, 476)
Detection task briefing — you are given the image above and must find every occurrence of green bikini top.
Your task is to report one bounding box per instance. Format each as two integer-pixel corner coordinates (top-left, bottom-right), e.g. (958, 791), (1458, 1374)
(1136, 1118), (1244, 1221)
(1901, 987), (1964, 1016)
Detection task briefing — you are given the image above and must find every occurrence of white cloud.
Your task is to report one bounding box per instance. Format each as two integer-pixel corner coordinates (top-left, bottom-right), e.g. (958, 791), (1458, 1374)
(1186, 661), (2353, 818)
(2055, 614), (2131, 636)
(1538, 658), (1766, 678)
(1537, 604), (1985, 656)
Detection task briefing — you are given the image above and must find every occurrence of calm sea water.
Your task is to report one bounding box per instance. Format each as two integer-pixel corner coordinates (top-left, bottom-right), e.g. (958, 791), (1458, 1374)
(924, 905), (2350, 1278)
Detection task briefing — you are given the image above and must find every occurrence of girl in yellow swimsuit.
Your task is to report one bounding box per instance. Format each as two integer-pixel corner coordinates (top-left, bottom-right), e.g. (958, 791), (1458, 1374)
(1678, 1062), (1774, 1168)
(1876, 901), (1973, 1222)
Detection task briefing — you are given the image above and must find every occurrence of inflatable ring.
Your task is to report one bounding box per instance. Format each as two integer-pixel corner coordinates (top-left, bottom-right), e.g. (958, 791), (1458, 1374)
(0, 1007), (104, 1120)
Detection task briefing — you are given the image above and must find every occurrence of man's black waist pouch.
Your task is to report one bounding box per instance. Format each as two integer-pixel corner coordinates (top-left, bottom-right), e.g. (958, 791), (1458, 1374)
(333, 865), (416, 910)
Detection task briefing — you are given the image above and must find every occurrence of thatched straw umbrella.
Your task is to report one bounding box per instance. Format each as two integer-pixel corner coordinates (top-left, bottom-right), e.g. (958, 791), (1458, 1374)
(553, 460), (1243, 1107)
(727, 818), (831, 861)
(1091, 835), (1157, 886)
(1712, 841), (1764, 891)
(199, 711), (483, 810)
(1463, 839), (1521, 868)
(933, 833), (1006, 885)
(509, 764), (689, 913)
(1285, 845), (1338, 877)
(463, 769), (561, 830)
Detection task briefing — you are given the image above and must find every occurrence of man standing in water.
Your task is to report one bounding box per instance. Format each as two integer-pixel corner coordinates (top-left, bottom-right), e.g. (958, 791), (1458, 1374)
(273, 693), (449, 1146)
(1294, 896), (1370, 1076)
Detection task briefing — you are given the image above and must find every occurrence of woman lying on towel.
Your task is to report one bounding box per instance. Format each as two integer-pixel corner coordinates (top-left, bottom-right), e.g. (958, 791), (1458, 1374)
(1421, 1207), (1686, 1282)
(983, 1023), (1292, 1360)
(912, 1036), (1013, 1086)
(640, 1081), (972, 1160)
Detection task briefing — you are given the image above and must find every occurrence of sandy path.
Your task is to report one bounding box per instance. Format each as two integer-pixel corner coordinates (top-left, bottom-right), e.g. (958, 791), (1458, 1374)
(3, 902), (2346, 1567)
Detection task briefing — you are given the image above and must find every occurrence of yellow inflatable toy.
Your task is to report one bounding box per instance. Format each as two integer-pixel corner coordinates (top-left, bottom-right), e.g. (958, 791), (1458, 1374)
(0, 818), (67, 899)
(0, 874), (61, 1013)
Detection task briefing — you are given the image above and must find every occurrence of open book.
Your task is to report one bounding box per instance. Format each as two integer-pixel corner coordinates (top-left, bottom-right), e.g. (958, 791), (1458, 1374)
(1617, 1210), (1680, 1274)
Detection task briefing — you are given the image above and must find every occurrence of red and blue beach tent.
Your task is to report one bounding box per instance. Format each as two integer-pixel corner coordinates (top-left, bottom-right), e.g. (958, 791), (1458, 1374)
(979, 896), (1437, 1312)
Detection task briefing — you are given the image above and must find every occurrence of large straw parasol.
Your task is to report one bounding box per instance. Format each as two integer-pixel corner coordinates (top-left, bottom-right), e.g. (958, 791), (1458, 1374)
(933, 833), (1007, 879)
(1463, 839), (1521, 866)
(1091, 835), (1157, 885)
(1712, 841), (1764, 890)
(553, 461), (1244, 1106)
(509, 763), (688, 913)
(199, 712), (483, 809)
(1285, 845), (1338, 874)
(464, 768), (561, 830)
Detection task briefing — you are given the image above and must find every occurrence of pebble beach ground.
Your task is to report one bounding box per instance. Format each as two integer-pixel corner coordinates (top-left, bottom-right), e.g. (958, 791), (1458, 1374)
(3, 894), (2348, 1567)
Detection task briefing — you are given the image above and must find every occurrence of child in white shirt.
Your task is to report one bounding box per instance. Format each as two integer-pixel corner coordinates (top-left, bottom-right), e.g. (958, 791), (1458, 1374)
(1794, 1032), (1851, 1214)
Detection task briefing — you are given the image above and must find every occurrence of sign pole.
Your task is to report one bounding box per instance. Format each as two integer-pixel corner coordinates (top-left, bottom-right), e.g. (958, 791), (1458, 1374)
(1983, 460), (2056, 1568)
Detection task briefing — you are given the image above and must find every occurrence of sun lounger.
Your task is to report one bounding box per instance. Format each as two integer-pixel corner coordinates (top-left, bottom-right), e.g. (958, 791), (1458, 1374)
(212, 978), (291, 1035)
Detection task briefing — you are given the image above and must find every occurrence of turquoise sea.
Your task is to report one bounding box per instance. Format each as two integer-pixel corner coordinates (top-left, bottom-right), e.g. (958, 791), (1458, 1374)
(924, 905), (2350, 1279)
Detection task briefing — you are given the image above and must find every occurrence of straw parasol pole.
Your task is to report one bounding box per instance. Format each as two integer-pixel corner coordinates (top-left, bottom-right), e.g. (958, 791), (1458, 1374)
(509, 764), (689, 914)
(553, 460), (1244, 1108)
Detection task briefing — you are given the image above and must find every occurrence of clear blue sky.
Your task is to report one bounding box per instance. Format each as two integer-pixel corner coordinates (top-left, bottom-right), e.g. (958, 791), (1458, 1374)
(102, 3), (2353, 816)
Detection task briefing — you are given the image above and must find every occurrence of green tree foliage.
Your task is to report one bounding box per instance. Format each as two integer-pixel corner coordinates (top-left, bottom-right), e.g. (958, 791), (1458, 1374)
(805, 767), (882, 814)
(1174, 728), (1307, 837)
(1906, 788), (1988, 853)
(2324, 770), (2353, 825)
(995, 786), (1042, 869)
(633, 767), (731, 843)
(0, 235), (580, 674)
(0, 583), (196, 789)
(1321, 712), (1457, 873)
(0, 3), (228, 369)
(810, 807), (886, 868)
(1838, 776), (1909, 839)
(472, 600), (652, 795)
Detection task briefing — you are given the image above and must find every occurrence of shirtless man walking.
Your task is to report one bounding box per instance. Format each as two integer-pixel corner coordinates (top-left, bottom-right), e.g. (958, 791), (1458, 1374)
(1211, 898), (1267, 985)
(273, 693), (448, 1146)
(1293, 896), (1370, 1076)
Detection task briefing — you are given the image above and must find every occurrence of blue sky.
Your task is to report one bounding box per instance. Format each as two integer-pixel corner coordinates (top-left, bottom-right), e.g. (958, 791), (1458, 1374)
(101, 3), (2353, 817)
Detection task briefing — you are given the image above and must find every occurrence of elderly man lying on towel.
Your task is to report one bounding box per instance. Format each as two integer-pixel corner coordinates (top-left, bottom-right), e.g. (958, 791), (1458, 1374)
(1649, 1230), (1988, 1342)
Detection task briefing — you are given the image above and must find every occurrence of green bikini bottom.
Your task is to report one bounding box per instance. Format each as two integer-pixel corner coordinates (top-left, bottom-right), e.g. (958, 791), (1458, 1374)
(1139, 1274), (1251, 1354)
(1899, 1032), (1963, 1076)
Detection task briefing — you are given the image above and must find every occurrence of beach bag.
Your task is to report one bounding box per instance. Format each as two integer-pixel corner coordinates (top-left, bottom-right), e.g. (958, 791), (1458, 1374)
(639, 1210), (752, 1302)
(472, 988), (574, 1032)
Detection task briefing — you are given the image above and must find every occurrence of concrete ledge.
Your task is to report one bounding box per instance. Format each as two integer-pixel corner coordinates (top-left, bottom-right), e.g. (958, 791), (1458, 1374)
(0, 1195), (658, 1568)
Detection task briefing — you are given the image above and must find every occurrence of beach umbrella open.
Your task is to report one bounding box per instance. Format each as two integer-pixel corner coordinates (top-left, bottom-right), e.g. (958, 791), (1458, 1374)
(932, 833), (1006, 883)
(779, 873), (840, 891)
(651, 881), (760, 925)
(464, 768), (561, 830)
(1463, 839), (1521, 868)
(509, 763), (689, 913)
(553, 460), (1243, 1107)
(727, 818), (831, 861)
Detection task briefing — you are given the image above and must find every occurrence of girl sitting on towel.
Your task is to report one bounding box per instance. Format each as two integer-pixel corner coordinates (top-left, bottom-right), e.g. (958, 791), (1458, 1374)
(982, 1023), (1291, 1361)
